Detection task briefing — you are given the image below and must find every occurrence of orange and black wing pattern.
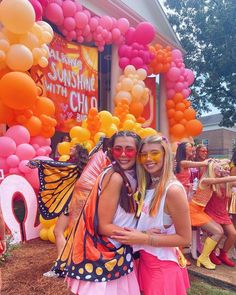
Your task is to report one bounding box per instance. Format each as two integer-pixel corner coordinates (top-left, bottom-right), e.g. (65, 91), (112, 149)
(31, 160), (80, 219)
(53, 170), (134, 282)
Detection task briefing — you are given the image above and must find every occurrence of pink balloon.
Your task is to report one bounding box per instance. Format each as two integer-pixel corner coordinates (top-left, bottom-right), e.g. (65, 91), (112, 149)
(0, 157), (9, 173)
(16, 144), (36, 160)
(119, 57), (130, 69)
(172, 49), (183, 60)
(64, 17), (76, 31)
(182, 89), (190, 98)
(117, 18), (130, 34)
(175, 82), (184, 92)
(125, 27), (135, 45)
(45, 3), (64, 25)
(9, 168), (20, 175)
(29, 0), (43, 21)
(131, 57), (144, 69)
(185, 69), (195, 86)
(89, 17), (99, 31)
(100, 16), (113, 30)
(30, 136), (51, 147)
(62, 0), (77, 17)
(75, 12), (88, 29)
(83, 24), (90, 36)
(38, 0), (49, 9)
(5, 125), (30, 145)
(167, 89), (175, 99)
(167, 67), (181, 82)
(19, 160), (32, 173)
(134, 22), (155, 45)
(0, 137), (16, 157)
(83, 10), (91, 19)
(118, 45), (129, 57)
(36, 147), (46, 156)
(43, 146), (52, 155)
(67, 30), (76, 41)
(6, 155), (20, 168)
(75, 2), (83, 12)
(112, 28), (121, 40)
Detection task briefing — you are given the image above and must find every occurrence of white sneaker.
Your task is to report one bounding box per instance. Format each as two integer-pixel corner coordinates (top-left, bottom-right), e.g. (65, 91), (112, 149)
(43, 270), (58, 278)
(232, 248), (236, 260)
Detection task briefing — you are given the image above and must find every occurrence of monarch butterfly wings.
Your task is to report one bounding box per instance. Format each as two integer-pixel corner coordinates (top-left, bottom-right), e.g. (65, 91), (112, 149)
(36, 160), (81, 219)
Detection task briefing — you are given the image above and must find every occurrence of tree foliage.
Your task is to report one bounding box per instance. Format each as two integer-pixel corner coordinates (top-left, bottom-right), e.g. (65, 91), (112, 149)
(163, 0), (236, 126)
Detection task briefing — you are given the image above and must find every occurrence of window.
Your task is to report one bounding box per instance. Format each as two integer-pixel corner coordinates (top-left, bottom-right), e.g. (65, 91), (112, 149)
(201, 139), (209, 147)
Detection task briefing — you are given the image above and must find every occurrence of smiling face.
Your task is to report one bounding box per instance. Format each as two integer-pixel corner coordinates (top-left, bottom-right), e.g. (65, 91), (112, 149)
(112, 136), (137, 170)
(139, 142), (164, 177)
(214, 162), (230, 177)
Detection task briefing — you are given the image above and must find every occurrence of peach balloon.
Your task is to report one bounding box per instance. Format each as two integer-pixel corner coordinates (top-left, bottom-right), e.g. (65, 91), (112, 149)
(6, 44), (33, 71)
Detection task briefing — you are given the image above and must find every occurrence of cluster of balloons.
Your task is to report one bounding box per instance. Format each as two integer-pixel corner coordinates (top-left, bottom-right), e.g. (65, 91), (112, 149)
(165, 49), (195, 100)
(118, 22), (156, 71)
(148, 44), (172, 74)
(44, 0), (130, 51)
(0, 125), (52, 187)
(0, 72), (57, 138)
(57, 106), (158, 159)
(39, 215), (68, 243)
(114, 65), (149, 122)
(166, 92), (203, 139)
(28, 0), (49, 21)
(0, 0), (53, 72)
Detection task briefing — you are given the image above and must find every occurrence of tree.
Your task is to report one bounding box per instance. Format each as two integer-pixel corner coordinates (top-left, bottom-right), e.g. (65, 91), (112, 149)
(163, 0), (236, 126)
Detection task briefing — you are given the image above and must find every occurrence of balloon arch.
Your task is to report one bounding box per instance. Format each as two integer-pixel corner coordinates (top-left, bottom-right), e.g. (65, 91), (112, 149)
(0, 0), (202, 243)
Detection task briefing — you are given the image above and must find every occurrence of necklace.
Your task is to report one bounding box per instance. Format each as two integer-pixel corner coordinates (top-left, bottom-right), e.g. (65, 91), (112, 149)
(151, 176), (160, 183)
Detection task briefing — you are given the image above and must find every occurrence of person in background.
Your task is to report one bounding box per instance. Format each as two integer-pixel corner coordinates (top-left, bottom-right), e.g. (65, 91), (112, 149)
(195, 144), (209, 178)
(112, 135), (191, 295)
(229, 149), (236, 259)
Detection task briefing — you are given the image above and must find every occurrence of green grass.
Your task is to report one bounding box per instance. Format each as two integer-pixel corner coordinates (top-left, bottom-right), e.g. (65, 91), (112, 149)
(188, 276), (235, 295)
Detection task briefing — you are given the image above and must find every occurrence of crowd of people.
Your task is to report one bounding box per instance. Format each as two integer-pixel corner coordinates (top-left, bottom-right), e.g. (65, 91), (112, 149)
(1, 130), (236, 295)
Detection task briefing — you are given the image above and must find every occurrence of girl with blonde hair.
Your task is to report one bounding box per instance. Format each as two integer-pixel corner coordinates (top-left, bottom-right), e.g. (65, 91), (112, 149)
(112, 135), (191, 295)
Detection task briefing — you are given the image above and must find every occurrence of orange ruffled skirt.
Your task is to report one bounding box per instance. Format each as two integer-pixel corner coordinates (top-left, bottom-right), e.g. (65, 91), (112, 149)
(189, 201), (212, 226)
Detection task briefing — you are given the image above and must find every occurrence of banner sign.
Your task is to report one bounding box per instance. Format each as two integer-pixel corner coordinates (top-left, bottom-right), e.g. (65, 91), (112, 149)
(31, 33), (98, 132)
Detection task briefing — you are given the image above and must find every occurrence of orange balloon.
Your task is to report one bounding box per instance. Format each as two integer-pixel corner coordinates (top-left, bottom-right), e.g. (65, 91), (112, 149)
(174, 111), (184, 122)
(0, 101), (14, 124)
(0, 72), (37, 110)
(24, 116), (42, 136)
(170, 124), (185, 138)
(41, 127), (55, 138)
(175, 102), (186, 112)
(167, 108), (175, 119)
(33, 97), (55, 116)
(173, 92), (184, 104)
(129, 101), (144, 118)
(184, 108), (196, 120)
(185, 119), (203, 137)
(166, 99), (175, 109)
(169, 118), (176, 127)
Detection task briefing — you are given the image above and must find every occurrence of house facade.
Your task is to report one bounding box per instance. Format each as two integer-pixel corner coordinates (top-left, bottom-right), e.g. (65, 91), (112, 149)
(196, 114), (236, 158)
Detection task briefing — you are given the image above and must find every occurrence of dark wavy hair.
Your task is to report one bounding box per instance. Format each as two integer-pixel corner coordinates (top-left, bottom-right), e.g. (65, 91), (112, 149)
(231, 149), (236, 166)
(175, 142), (192, 174)
(69, 144), (89, 172)
(105, 131), (141, 213)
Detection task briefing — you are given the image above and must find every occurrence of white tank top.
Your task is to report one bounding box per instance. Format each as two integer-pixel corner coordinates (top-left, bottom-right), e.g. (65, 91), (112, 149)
(133, 180), (186, 263)
(98, 167), (138, 248)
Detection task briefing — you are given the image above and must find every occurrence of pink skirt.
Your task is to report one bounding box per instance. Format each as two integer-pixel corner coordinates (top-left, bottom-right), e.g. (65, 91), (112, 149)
(138, 251), (190, 295)
(67, 269), (140, 295)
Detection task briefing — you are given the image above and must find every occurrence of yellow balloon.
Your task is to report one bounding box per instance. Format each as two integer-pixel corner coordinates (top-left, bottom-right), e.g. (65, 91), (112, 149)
(81, 119), (88, 128)
(47, 225), (56, 243)
(37, 21), (54, 36)
(105, 124), (118, 138)
(142, 127), (158, 138)
(112, 116), (120, 127)
(39, 228), (49, 241)
(83, 140), (94, 152)
(19, 32), (39, 50)
(94, 131), (106, 144)
(122, 119), (135, 131)
(99, 111), (113, 129)
(39, 215), (57, 228)
(125, 114), (136, 122)
(70, 126), (91, 141)
(59, 155), (70, 162)
(0, 0), (35, 34)
(124, 65), (136, 76)
(6, 44), (33, 71)
(57, 141), (71, 155)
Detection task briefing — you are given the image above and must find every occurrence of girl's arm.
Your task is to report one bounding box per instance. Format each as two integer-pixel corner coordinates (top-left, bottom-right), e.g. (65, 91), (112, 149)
(180, 159), (209, 169)
(111, 184), (192, 248)
(97, 171), (125, 237)
(202, 176), (236, 186)
(230, 166), (236, 176)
